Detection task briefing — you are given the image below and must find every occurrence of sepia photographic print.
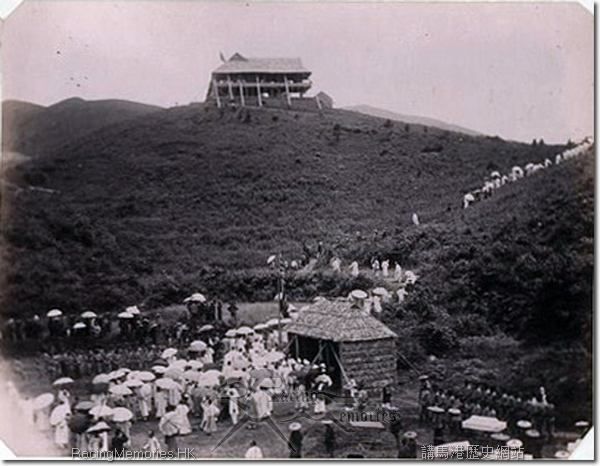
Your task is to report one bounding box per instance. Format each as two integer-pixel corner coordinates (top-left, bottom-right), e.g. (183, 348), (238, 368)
(0, 0), (594, 460)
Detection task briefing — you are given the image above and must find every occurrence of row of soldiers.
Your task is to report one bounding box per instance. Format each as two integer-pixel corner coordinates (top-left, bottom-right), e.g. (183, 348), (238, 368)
(2, 304), (241, 357)
(419, 379), (556, 438)
(37, 346), (205, 382)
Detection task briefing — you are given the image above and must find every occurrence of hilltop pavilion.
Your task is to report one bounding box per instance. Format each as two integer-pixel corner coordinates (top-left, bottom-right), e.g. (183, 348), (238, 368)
(206, 53), (330, 110)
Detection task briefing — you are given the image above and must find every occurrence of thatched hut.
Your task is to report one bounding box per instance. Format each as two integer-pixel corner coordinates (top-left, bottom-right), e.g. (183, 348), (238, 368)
(285, 297), (398, 391)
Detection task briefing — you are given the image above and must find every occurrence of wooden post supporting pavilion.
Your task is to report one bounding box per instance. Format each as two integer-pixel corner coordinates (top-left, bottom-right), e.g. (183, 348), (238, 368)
(238, 80), (245, 107)
(227, 75), (234, 100)
(284, 75), (292, 107)
(212, 78), (221, 108)
(256, 77), (263, 107)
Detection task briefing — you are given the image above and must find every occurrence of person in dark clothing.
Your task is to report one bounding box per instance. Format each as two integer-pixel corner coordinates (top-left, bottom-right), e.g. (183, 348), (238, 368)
(382, 384), (392, 409)
(398, 432), (418, 458)
(228, 302), (238, 325)
(112, 429), (128, 453)
(288, 423), (303, 458)
(389, 415), (403, 448)
(323, 421), (335, 458)
(433, 421), (445, 446)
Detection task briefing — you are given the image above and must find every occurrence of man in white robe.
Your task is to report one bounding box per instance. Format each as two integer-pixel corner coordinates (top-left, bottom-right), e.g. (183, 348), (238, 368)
(381, 260), (389, 277)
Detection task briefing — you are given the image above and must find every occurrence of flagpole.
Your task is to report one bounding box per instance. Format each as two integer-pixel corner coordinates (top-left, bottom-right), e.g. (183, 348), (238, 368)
(278, 252), (284, 349)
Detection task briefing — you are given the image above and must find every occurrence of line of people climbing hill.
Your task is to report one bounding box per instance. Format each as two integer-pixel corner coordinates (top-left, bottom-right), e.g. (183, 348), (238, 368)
(463, 138), (593, 209)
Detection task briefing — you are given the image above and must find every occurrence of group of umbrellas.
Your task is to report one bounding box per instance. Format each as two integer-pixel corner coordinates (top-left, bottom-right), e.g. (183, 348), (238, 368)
(223, 318), (293, 339)
(44, 306), (143, 330)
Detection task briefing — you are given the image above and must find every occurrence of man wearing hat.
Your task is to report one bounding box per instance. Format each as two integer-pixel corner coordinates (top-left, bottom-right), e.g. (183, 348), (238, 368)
(323, 420), (335, 458)
(288, 423), (303, 458)
(158, 405), (180, 453)
(389, 413), (403, 448)
(398, 432), (418, 458)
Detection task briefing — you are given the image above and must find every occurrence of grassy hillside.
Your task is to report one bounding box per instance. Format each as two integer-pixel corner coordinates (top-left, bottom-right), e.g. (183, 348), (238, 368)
(0, 103), (567, 313)
(0, 100), (593, 422)
(2, 98), (162, 157)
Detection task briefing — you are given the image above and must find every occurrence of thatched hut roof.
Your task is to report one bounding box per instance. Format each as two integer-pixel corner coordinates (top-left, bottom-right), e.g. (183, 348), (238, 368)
(284, 298), (397, 343)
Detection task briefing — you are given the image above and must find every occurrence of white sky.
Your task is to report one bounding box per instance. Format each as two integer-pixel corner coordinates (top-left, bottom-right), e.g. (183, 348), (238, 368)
(1, 1), (594, 143)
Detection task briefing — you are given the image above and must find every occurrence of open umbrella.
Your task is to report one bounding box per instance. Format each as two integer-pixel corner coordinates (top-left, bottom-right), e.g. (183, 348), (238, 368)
(266, 318), (279, 328)
(73, 322), (87, 330)
(164, 367), (184, 380)
(87, 421), (111, 433)
(89, 405), (114, 418)
(224, 329), (237, 338)
(197, 370), (221, 387)
(152, 366), (167, 374)
(183, 293), (207, 303)
(81, 311), (97, 319)
(189, 340), (207, 352)
(124, 378), (143, 388)
(126, 305), (141, 315)
(136, 371), (156, 382)
(169, 359), (188, 370)
(117, 311), (134, 319)
(33, 393), (54, 410)
(259, 378), (274, 389)
(187, 360), (204, 370)
(254, 323), (268, 332)
(92, 374), (110, 385)
(225, 370), (245, 383)
(236, 326), (254, 336)
(199, 324), (214, 333)
(184, 370), (201, 382)
(350, 289), (368, 300)
(109, 385), (132, 396)
(74, 401), (94, 412)
(155, 378), (178, 390)
(250, 368), (271, 380)
(52, 377), (74, 387)
(152, 358), (168, 367)
(372, 287), (389, 297)
(47, 309), (63, 318)
(281, 318), (292, 325)
(111, 407), (134, 423)
(108, 369), (127, 380)
(126, 370), (140, 380)
(264, 351), (285, 363)
(232, 359), (250, 370)
(161, 348), (178, 359)
(50, 403), (70, 426)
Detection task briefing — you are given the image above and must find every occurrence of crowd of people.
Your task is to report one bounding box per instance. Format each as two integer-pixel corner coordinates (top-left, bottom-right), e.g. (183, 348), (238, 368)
(463, 138), (593, 209)
(4, 310), (353, 458)
(418, 377), (557, 453)
(0, 297), (235, 356)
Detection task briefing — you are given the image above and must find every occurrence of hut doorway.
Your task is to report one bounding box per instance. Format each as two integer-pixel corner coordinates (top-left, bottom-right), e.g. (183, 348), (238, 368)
(290, 335), (343, 391)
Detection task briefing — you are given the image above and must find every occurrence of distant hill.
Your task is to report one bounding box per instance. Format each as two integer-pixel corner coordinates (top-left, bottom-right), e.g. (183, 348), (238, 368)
(344, 104), (482, 137)
(2, 98), (162, 157)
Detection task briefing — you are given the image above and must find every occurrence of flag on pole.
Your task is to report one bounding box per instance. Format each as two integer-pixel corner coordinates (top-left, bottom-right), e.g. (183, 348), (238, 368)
(219, 51), (226, 63)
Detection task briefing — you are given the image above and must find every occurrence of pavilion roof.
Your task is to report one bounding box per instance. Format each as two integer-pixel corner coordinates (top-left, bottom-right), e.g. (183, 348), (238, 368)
(213, 53), (310, 75)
